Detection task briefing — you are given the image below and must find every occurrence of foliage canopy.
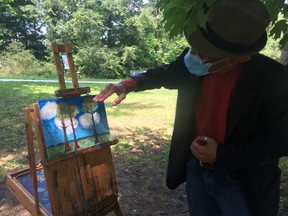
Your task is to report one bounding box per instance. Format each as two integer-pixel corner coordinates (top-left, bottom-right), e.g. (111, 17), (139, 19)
(157, 0), (288, 48)
(0, 0), (286, 78)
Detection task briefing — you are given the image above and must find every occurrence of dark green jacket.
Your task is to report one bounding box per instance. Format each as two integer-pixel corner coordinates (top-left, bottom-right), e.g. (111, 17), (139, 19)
(133, 48), (288, 216)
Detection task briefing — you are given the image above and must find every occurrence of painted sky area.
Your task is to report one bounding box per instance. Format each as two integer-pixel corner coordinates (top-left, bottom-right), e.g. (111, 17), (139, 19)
(38, 95), (110, 148)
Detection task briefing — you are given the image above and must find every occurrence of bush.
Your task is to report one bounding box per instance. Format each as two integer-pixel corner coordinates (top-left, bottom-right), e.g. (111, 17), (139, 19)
(29, 61), (56, 78)
(0, 42), (36, 75)
(75, 46), (127, 79)
(0, 41), (55, 78)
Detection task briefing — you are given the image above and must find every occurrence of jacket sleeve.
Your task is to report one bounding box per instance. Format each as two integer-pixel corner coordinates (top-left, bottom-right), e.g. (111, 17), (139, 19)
(131, 48), (190, 91)
(215, 55), (288, 170)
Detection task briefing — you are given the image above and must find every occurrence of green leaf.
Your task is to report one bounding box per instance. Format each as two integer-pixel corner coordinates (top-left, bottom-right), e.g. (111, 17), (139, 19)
(196, 10), (207, 28)
(157, 0), (218, 38)
(270, 19), (287, 39)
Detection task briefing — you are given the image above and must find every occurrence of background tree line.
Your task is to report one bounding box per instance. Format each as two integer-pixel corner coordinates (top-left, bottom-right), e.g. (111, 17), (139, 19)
(0, 0), (287, 79)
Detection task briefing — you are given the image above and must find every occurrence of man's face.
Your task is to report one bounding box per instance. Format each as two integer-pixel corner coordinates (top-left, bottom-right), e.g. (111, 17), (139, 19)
(190, 48), (245, 74)
(190, 48), (223, 64)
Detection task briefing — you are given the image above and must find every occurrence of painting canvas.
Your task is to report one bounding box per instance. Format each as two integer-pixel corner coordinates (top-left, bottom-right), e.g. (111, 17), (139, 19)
(18, 169), (51, 214)
(38, 95), (110, 159)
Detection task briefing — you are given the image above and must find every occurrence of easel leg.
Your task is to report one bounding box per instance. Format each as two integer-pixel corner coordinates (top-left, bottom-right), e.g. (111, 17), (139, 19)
(24, 108), (41, 216)
(113, 202), (123, 216)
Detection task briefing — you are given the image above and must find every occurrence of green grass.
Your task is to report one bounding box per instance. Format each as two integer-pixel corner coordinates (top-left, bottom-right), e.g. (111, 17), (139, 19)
(0, 73), (121, 82)
(1, 80), (288, 214)
(0, 81), (177, 180)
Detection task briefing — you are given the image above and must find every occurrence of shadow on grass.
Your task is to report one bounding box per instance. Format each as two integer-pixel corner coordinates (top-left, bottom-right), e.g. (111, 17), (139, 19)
(109, 126), (189, 216)
(0, 125), (189, 216)
(3, 124), (288, 215)
(2, 82), (287, 215)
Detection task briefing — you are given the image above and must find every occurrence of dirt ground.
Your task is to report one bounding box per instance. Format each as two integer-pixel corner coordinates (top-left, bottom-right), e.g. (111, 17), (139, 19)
(1, 126), (288, 216)
(3, 160), (288, 216)
(0, 161), (189, 216)
(0, 127), (189, 216)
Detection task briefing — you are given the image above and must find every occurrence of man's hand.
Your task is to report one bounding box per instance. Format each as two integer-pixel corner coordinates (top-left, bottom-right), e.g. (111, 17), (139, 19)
(190, 136), (217, 165)
(93, 83), (127, 106)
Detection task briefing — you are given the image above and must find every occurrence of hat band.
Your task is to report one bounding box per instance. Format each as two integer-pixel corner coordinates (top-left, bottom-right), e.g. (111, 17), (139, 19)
(199, 24), (267, 54)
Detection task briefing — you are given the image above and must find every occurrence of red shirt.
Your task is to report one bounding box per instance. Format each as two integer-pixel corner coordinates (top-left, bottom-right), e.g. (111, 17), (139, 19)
(196, 66), (241, 143)
(120, 66), (242, 144)
(120, 78), (137, 92)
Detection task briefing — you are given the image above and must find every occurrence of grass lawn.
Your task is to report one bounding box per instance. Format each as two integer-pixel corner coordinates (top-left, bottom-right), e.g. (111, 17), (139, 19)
(0, 80), (176, 174)
(0, 80), (288, 215)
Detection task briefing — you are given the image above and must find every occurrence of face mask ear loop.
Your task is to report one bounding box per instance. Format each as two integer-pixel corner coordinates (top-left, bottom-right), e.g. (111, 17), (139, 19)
(190, 49), (203, 64)
(209, 61), (240, 74)
(195, 53), (204, 64)
(239, 56), (252, 63)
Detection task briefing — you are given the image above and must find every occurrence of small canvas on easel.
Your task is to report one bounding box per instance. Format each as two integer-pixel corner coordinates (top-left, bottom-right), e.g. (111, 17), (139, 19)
(38, 95), (110, 159)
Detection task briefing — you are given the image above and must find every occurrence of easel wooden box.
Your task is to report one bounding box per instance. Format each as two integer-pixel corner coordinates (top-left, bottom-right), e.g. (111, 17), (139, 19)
(6, 43), (123, 216)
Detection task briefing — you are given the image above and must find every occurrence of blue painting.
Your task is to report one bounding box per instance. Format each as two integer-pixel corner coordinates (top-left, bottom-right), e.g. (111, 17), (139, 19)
(38, 95), (110, 159)
(18, 169), (51, 214)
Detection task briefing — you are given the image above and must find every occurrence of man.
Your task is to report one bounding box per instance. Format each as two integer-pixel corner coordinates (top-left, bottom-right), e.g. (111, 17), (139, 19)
(94, 0), (288, 215)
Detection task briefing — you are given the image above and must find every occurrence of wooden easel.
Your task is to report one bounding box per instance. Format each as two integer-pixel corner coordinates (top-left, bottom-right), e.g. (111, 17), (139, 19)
(7, 43), (123, 216)
(51, 43), (91, 97)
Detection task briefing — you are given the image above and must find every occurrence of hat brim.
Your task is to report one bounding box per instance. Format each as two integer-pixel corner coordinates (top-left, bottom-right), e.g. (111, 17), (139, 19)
(185, 26), (267, 57)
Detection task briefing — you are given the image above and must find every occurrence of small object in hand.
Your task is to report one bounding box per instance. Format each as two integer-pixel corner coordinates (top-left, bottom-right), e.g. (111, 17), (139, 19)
(197, 136), (208, 146)
(197, 137), (212, 167)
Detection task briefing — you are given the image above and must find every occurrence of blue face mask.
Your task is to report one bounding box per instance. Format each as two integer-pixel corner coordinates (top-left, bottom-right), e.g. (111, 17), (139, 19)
(184, 48), (212, 76)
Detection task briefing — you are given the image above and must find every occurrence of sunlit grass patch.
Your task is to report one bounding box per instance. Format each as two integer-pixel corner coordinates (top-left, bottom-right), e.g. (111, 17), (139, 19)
(0, 81), (177, 180)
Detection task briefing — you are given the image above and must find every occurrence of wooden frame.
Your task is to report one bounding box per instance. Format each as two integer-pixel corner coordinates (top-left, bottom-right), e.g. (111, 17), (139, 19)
(6, 43), (123, 216)
(51, 43), (90, 97)
(7, 166), (50, 216)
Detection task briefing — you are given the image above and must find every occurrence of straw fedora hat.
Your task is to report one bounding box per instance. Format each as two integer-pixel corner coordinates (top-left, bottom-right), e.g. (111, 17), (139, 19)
(184, 0), (271, 57)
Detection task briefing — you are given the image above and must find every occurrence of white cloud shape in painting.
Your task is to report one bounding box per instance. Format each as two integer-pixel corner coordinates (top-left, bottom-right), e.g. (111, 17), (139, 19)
(40, 102), (58, 120)
(54, 118), (79, 135)
(79, 112), (100, 129)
